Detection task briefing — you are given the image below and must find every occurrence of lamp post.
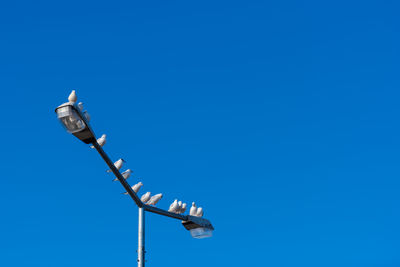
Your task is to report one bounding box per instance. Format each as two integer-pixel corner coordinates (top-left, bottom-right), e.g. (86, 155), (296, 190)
(55, 91), (214, 267)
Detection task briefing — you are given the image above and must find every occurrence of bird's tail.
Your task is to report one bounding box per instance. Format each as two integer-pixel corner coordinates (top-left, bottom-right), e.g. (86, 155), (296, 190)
(90, 145), (95, 148)
(112, 178), (118, 182)
(121, 192), (128, 195)
(106, 170), (112, 173)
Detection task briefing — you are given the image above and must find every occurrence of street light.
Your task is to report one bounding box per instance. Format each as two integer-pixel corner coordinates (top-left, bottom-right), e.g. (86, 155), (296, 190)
(182, 215), (214, 239)
(55, 91), (214, 267)
(55, 102), (95, 144)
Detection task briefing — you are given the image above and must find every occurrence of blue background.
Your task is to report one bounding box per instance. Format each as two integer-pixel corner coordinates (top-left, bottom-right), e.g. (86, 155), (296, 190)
(0, 1), (399, 266)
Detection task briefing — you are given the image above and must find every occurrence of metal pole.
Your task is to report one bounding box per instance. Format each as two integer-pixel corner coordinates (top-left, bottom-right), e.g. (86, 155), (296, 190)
(138, 207), (145, 267)
(144, 204), (187, 221)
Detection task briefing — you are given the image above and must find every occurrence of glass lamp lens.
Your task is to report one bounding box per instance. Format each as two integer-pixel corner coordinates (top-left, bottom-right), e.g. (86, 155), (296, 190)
(56, 106), (86, 133)
(189, 227), (213, 239)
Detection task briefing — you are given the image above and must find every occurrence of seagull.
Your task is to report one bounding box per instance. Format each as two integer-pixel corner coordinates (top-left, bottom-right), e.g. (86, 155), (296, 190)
(106, 159), (125, 173)
(196, 207), (204, 217)
(68, 90), (77, 103)
(123, 182), (143, 195)
(180, 203), (187, 214)
(168, 199), (179, 213)
(189, 202), (197, 216)
(178, 201), (182, 211)
(132, 182), (143, 193)
(83, 111), (90, 121)
(146, 193), (163, 206)
(91, 134), (106, 148)
(77, 102), (84, 111)
(140, 192), (151, 203)
(113, 169), (132, 182)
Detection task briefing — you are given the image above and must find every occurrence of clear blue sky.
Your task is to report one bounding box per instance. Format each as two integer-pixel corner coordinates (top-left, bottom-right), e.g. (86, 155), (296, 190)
(0, 1), (399, 266)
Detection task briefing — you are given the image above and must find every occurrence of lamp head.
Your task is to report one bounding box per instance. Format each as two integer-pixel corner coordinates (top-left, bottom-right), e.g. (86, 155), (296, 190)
(55, 102), (96, 144)
(182, 215), (214, 239)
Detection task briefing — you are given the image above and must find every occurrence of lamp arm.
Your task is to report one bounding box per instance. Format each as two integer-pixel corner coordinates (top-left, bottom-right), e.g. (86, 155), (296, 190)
(91, 140), (144, 207)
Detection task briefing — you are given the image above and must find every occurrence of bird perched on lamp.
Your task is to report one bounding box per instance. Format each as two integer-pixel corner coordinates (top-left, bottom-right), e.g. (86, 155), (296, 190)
(146, 193), (163, 206)
(196, 207), (204, 217)
(68, 90), (77, 104)
(180, 203), (187, 214)
(189, 202), (197, 216)
(106, 159), (125, 172)
(91, 134), (106, 148)
(113, 169), (132, 182)
(168, 199), (179, 213)
(123, 182), (143, 195)
(140, 192), (151, 203)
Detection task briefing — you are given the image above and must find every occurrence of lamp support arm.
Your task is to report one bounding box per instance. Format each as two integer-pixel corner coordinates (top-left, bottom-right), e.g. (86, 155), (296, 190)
(91, 141), (143, 207)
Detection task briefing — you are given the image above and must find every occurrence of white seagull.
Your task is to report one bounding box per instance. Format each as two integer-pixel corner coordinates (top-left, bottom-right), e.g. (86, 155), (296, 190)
(140, 192), (151, 203)
(146, 193), (163, 206)
(178, 201), (182, 212)
(196, 207), (204, 217)
(77, 102), (84, 111)
(83, 111), (90, 121)
(189, 202), (197, 216)
(106, 159), (125, 173)
(91, 134), (107, 148)
(180, 203), (187, 214)
(168, 199), (179, 213)
(113, 169), (132, 182)
(123, 182), (143, 195)
(68, 90), (77, 103)
(131, 182), (143, 193)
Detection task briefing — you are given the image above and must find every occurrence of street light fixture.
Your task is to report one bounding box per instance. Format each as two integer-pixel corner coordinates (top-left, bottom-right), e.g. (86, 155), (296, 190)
(55, 102), (95, 144)
(55, 91), (214, 267)
(182, 215), (214, 239)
